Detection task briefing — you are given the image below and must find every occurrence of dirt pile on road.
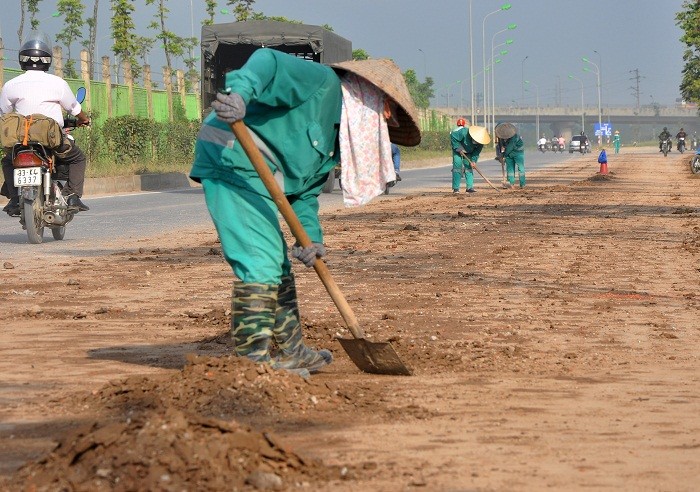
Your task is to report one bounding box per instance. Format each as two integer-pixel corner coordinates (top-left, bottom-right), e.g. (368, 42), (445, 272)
(10, 355), (350, 491)
(13, 407), (328, 491)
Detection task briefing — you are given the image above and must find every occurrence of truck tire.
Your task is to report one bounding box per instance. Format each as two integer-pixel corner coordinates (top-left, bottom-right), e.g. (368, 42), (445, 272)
(321, 169), (335, 193)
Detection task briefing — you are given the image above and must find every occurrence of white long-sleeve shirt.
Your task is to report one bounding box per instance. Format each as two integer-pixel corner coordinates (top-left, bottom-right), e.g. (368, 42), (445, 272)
(0, 70), (81, 127)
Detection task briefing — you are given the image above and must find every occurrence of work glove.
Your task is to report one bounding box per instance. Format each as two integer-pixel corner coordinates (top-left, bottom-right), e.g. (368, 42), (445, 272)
(291, 242), (326, 268)
(211, 92), (246, 123)
(459, 150), (468, 159)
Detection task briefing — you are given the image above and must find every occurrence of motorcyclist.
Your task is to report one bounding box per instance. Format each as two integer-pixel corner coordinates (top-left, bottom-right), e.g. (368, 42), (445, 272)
(658, 127), (672, 152)
(1, 31), (91, 217)
(580, 131), (588, 152)
(676, 128), (687, 151)
(537, 134), (547, 151)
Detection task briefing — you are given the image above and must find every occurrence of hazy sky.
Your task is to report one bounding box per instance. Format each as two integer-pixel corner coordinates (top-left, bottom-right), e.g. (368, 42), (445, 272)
(0, 0), (689, 109)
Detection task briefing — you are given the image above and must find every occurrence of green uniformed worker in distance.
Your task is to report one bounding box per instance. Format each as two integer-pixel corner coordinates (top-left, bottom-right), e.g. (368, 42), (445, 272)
(612, 130), (621, 154)
(190, 48), (421, 377)
(496, 124), (526, 189)
(450, 118), (491, 193)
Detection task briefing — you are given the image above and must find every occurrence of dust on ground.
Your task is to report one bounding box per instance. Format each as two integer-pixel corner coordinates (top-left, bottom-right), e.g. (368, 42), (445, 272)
(1, 148), (699, 491)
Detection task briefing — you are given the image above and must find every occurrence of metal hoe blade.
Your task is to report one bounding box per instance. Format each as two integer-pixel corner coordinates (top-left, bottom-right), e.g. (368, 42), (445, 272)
(337, 337), (412, 376)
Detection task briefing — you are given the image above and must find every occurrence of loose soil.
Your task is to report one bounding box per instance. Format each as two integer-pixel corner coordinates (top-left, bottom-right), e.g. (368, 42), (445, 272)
(1, 149), (699, 491)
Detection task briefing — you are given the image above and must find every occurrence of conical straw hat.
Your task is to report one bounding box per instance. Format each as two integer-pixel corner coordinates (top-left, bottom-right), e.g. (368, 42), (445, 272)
(468, 125), (491, 145)
(330, 59), (421, 147)
(495, 122), (517, 140)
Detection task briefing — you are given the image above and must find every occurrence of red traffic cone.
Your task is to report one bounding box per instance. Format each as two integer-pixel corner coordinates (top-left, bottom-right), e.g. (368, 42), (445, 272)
(598, 149), (608, 175)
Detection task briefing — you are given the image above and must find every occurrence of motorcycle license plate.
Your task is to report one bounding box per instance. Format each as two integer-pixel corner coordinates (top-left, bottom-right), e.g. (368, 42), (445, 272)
(13, 167), (41, 187)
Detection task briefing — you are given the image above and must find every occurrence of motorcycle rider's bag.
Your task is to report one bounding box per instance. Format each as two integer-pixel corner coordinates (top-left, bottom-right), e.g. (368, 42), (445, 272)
(0, 113), (63, 149)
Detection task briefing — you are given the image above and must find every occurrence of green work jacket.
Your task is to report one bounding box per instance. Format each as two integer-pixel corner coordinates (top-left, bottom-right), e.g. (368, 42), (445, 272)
(191, 48), (342, 242)
(450, 126), (483, 162)
(502, 134), (525, 158)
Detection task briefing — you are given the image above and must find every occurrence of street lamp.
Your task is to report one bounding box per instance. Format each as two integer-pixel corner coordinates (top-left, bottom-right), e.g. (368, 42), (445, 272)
(490, 42), (512, 138)
(524, 80), (539, 143)
(593, 49), (603, 114)
(482, 3), (512, 126)
(568, 74), (585, 132)
(521, 55), (528, 107)
(582, 57), (602, 146)
(468, 0), (475, 125)
(418, 48), (426, 80)
(488, 23), (515, 132)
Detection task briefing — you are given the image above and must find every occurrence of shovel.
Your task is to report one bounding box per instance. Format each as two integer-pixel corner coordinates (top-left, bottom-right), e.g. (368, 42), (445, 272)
(230, 121), (412, 376)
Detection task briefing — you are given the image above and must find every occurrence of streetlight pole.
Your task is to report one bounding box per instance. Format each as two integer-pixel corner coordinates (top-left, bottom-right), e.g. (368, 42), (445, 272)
(593, 49), (603, 117)
(490, 42), (511, 138)
(489, 24), (515, 133)
(468, 0), (475, 125)
(521, 55), (528, 107)
(525, 80), (539, 143)
(482, 3), (511, 126)
(568, 74), (585, 132)
(418, 48), (426, 80)
(583, 57), (602, 146)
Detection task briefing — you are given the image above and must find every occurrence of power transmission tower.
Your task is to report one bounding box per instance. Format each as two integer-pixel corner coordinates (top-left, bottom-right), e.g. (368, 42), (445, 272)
(629, 69), (644, 115)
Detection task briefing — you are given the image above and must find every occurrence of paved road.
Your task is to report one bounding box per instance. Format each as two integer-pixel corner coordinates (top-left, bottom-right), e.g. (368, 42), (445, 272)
(0, 150), (583, 258)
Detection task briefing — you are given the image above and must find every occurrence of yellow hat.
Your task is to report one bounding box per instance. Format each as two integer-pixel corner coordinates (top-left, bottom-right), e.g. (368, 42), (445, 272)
(468, 125), (491, 145)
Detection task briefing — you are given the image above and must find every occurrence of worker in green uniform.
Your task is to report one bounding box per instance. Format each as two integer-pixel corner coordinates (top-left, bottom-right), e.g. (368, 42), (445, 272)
(190, 48), (420, 377)
(612, 130), (621, 154)
(450, 118), (491, 193)
(499, 129), (526, 188)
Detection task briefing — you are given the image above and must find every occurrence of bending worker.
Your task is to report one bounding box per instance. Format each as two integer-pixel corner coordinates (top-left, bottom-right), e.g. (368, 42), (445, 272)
(450, 118), (491, 193)
(190, 48), (421, 377)
(497, 124), (526, 189)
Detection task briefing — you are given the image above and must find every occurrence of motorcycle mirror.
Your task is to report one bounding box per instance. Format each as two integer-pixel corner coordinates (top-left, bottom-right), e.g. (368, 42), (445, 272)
(75, 87), (86, 104)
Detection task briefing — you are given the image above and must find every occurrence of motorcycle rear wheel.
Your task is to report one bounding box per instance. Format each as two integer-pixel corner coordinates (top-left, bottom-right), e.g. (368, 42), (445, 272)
(691, 156), (700, 174)
(23, 196), (45, 244)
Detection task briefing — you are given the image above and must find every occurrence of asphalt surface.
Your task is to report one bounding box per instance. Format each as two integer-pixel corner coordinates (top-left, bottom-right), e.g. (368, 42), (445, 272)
(0, 150), (583, 258)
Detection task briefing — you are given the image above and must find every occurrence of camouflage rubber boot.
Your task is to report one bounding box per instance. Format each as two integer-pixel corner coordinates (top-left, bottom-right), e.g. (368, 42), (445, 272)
(230, 281), (277, 362)
(271, 274), (333, 373)
(231, 281), (311, 379)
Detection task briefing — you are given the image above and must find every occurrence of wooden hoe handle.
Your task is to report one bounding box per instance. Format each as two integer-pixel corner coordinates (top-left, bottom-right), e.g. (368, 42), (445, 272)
(230, 121), (365, 339)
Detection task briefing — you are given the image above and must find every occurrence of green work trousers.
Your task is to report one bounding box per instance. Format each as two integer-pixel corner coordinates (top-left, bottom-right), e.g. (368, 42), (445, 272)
(505, 153), (526, 188)
(452, 154), (474, 191)
(202, 177), (292, 284)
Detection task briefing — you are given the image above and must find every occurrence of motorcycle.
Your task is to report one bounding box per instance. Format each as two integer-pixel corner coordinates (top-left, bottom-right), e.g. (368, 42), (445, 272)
(661, 138), (672, 157)
(690, 147), (700, 174)
(677, 137), (686, 154)
(538, 141), (547, 153)
(10, 88), (87, 244)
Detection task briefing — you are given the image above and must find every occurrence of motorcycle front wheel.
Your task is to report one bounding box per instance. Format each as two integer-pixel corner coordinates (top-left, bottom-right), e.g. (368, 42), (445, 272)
(51, 226), (66, 240)
(23, 196), (45, 244)
(690, 156), (700, 174)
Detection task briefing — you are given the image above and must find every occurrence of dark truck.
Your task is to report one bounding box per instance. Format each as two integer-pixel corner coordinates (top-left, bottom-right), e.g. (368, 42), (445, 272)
(200, 20), (353, 192)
